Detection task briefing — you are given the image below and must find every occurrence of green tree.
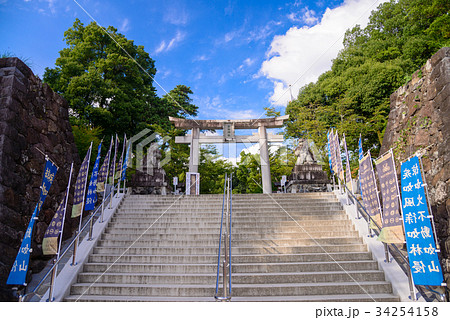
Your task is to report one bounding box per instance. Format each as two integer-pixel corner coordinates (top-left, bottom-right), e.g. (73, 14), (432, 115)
(286, 0), (449, 173)
(198, 145), (234, 194)
(44, 19), (197, 137)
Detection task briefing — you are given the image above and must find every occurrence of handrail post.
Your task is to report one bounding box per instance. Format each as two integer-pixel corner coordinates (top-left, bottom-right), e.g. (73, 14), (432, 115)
(47, 258), (57, 302)
(222, 259), (227, 299)
(88, 212), (94, 241)
(224, 177), (230, 298)
(407, 264), (416, 301)
(71, 232), (79, 266)
(383, 243), (391, 263)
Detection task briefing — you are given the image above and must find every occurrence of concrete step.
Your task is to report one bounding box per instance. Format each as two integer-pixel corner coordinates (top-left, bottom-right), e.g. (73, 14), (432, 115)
(109, 214), (348, 224)
(117, 205), (344, 212)
(64, 293), (400, 302)
(107, 219), (353, 229)
(76, 270), (386, 285)
(104, 223), (354, 234)
(92, 244), (368, 255)
(231, 293), (400, 302)
(88, 252), (373, 264)
(119, 202), (342, 208)
(81, 260), (379, 274)
(69, 281), (393, 297)
(96, 236), (363, 248)
(100, 230), (359, 241)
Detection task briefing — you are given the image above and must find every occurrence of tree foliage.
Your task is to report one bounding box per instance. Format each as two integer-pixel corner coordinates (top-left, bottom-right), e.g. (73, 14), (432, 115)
(234, 147), (296, 194)
(44, 19), (197, 138)
(286, 0), (449, 167)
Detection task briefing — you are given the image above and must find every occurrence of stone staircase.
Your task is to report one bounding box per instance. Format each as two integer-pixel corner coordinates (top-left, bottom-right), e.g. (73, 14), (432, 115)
(64, 192), (399, 302)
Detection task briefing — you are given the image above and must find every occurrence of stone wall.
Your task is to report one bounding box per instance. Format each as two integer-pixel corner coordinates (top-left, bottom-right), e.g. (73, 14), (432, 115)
(380, 47), (449, 286)
(0, 58), (80, 300)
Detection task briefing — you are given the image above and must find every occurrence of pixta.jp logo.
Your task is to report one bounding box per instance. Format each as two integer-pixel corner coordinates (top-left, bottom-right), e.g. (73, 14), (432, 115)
(128, 129), (171, 175)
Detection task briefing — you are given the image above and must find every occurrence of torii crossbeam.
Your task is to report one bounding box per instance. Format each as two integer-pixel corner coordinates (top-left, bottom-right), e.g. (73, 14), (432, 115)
(169, 115), (289, 194)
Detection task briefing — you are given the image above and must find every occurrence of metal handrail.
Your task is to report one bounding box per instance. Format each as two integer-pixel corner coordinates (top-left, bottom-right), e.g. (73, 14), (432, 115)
(333, 175), (447, 302)
(20, 182), (121, 302)
(214, 173), (232, 301)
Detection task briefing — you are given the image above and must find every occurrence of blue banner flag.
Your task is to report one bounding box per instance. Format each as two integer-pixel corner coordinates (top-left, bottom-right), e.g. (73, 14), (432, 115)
(109, 134), (119, 184)
(97, 138), (113, 193)
(359, 151), (382, 228)
(358, 134), (364, 198)
(329, 130), (337, 175)
(342, 134), (353, 192)
(401, 156), (444, 286)
(327, 131), (333, 174)
(375, 151), (404, 244)
(7, 159), (58, 285)
(37, 159), (58, 213)
(116, 135), (126, 179)
(358, 134), (363, 161)
(85, 141), (102, 211)
(72, 145), (92, 218)
(334, 132), (344, 183)
(42, 190), (67, 255)
(121, 143), (131, 181)
(7, 206), (38, 285)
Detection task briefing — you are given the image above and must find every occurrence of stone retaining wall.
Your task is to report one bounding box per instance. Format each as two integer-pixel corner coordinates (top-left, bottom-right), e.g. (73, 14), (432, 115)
(0, 58), (80, 301)
(380, 47), (449, 286)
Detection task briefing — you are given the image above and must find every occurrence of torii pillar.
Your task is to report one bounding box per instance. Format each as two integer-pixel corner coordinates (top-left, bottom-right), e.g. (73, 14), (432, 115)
(169, 115), (289, 194)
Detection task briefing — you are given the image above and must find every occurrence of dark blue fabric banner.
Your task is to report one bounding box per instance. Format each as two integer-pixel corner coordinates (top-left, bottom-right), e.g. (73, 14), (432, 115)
(401, 156), (444, 286)
(121, 144), (131, 181)
(327, 131), (333, 174)
(85, 142), (102, 211)
(7, 159), (58, 285)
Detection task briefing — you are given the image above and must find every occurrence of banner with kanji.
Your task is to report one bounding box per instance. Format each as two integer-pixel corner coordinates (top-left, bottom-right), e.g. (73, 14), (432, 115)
(7, 159), (58, 285)
(115, 135), (126, 179)
(109, 134), (119, 184)
(334, 132), (345, 183)
(97, 138), (113, 193)
(375, 151), (404, 244)
(37, 159), (58, 213)
(85, 141), (102, 211)
(72, 146), (92, 218)
(342, 134), (353, 192)
(327, 131), (334, 174)
(359, 152), (382, 228)
(329, 130), (337, 176)
(121, 143), (131, 181)
(358, 134), (364, 198)
(42, 190), (67, 255)
(401, 156), (444, 286)
(7, 206), (38, 285)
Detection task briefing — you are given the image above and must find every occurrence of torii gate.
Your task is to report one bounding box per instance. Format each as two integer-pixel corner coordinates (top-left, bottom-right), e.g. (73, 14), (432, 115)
(169, 115), (289, 194)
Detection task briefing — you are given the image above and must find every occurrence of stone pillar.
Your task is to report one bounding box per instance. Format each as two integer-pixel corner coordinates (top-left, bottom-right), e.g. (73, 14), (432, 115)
(258, 125), (272, 194)
(189, 127), (200, 172)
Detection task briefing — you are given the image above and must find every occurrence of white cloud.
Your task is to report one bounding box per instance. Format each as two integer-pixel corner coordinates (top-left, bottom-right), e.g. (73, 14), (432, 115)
(154, 31), (186, 54)
(303, 8), (319, 25)
(243, 58), (255, 67)
(196, 95), (260, 120)
(225, 109), (260, 119)
(261, 0), (388, 106)
(193, 54), (209, 62)
(163, 7), (189, 25)
(119, 18), (130, 33)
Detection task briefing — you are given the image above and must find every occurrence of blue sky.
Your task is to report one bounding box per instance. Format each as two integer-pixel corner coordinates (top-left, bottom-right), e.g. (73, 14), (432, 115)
(0, 0), (386, 159)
